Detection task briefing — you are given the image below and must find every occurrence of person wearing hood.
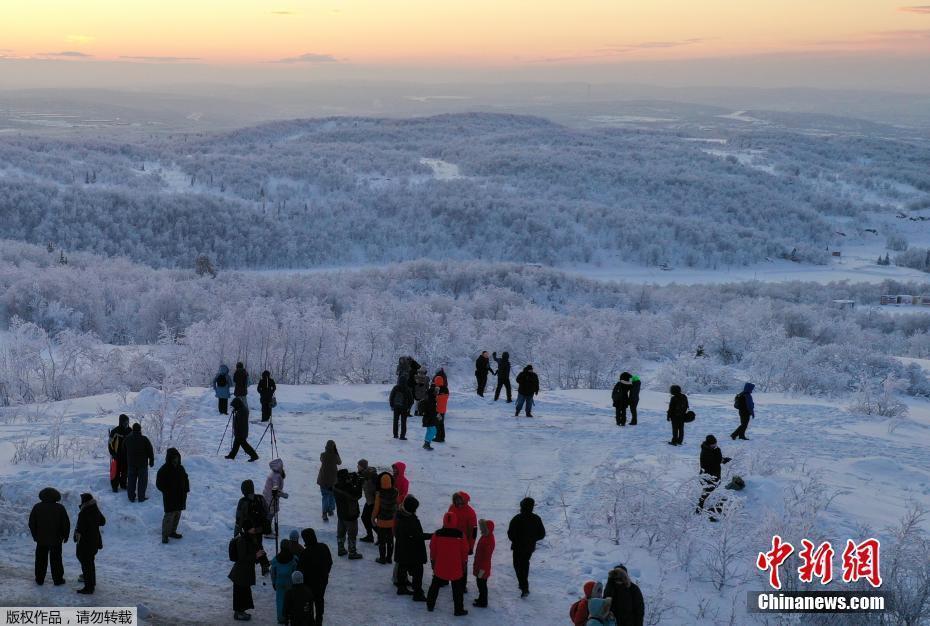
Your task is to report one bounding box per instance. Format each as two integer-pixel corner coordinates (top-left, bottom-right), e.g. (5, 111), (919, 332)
(392, 462), (409, 504)
(263, 459), (289, 524)
(570, 581), (604, 626)
(475, 351), (496, 397)
(257, 370), (277, 423)
(357, 459), (378, 543)
(413, 366), (430, 412)
(448, 492), (478, 590)
(507, 497), (546, 597)
(284, 569), (315, 626)
(271, 539), (298, 624)
(587, 597), (618, 626)
(472, 519), (496, 608)
(394, 495), (430, 601)
(316, 440), (341, 522)
(611, 373), (632, 427)
(288, 529), (304, 558)
(698, 435), (731, 512)
(603, 565), (644, 626)
(297, 528), (332, 626)
(213, 364), (232, 415)
(124, 422), (155, 502)
(74, 493), (106, 595)
(731, 382), (755, 441)
(372, 472), (399, 563)
(156, 447), (190, 544)
(333, 469), (363, 559)
(433, 373), (450, 443)
(229, 526), (264, 621)
(108, 413), (131, 492)
(226, 396), (259, 462)
(420, 385), (439, 451)
(29, 487), (70, 586)
(235, 479), (272, 575)
(628, 375), (641, 425)
(427, 511), (470, 616)
(492, 351), (512, 402)
(666, 385), (689, 446)
(390, 376), (413, 440)
(515, 365), (540, 417)
(233, 362), (250, 409)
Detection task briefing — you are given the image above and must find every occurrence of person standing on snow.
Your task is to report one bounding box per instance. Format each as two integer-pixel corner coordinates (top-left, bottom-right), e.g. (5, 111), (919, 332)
(697, 435), (731, 512)
(332, 469), (364, 559)
(229, 526), (264, 622)
(392, 462), (410, 504)
(426, 511), (470, 617)
(124, 422), (155, 502)
(213, 364), (232, 415)
(155, 447), (189, 543)
(271, 539), (298, 624)
(666, 385), (689, 446)
(235, 479), (272, 576)
(515, 365), (540, 417)
(448, 492), (478, 589)
(475, 351), (495, 397)
(108, 413), (131, 492)
(628, 375), (641, 426)
(570, 581), (604, 626)
(316, 440), (341, 522)
(29, 487), (70, 586)
(263, 458), (289, 525)
(389, 376), (413, 440)
(394, 495), (430, 601)
(731, 382), (755, 440)
(420, 385), (439, 451)
(233, 362), (250, 410)
(284, 570), (315, 626)
(73, 492), (105, 595)
(225, 396), (259, 462)
(298, 528), (332, 626)
(507, 496), (546, 598)
(373, 472), (399, 564)
(413, 366), (430, 413)
(472, 519), (496, 608)
(433, 373), (450, 443)
(357, 459), (378, 543)
(611, 373), (631, 426)
(257, 370), (277, 423)
(492, 351), (512, 402)
(603, 564), (645, 626)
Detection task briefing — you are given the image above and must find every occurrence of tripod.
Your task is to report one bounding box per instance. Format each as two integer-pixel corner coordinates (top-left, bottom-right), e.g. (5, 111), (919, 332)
(216, 412), (233, 455)
(256, 418), (279, 459)
(270, 488), (281, 556)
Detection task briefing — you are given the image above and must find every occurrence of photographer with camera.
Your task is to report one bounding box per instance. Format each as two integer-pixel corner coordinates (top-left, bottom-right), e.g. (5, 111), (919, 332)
(235, 480), (272, 576)
(263, 459), (289, 523)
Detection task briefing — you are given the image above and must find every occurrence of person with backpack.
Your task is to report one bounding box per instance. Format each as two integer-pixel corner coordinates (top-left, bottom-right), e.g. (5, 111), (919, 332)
(235, 479), (272, 576)
(213, 364), (232, 415)
(603, 565), (644, 626)
(332, 469), (364, 559)
(228, 526), (264, 622)
(420, 385), (439, 451)
(427, 511), (470, 616)
(394, 495), (429, 601)
(611, 374), (631, 427)
(570, 581), (604, 626)
(155, 447), (189, 544)
(225, 397), (259, 462)
(107, 414), (131, 492)
(271, 539), (298, 624)
(297, 528), (332, 626)
(284, 570), (315, 626)
(515, 365), (540, 417)
(697, 435), (731, 512)
(372, 472), (399, 564)
(73, 492), (105, 595)
(507, 497), (546, 597)
(433, 374), (450, 443)
(257, 370), (277, 423)
(263, 459), (289, 525)
(124, 422), (155, 502)
(628, 375), (641, 426)
(492, 351), (512, 402)
(233, 362), (250, 410)
(357, 459), (378, 543)
(731, 382), (755, 440)
(389, 376), (413, 440)
(29, 487), (70, 586)
(472, 519), (495, 608)
(475, 351), (495, 397)
(316, 440), (341, 522)
(666, 385), (689, 446)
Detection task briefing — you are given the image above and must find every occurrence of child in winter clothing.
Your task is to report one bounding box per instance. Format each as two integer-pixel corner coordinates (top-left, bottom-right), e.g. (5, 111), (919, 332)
(570, 581), (604, 626)
(372, 472), (399, 564)
(433, 374), (450, 442)
(420, 386), (439, 450)
(271, 540), (297, 624)
(472, 519), (495, 608)
(392, 462), (409, 504)
(284, 569), (314, 626)
(586, 598), (617, 626)
(263, 459), (289, 523)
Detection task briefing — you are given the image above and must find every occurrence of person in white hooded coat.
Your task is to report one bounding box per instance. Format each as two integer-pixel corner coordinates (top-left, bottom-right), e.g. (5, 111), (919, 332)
(263, 458), (289, 521)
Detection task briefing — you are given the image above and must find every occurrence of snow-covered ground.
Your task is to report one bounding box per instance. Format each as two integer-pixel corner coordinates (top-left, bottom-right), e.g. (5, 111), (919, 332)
(1, 384), (928, 624)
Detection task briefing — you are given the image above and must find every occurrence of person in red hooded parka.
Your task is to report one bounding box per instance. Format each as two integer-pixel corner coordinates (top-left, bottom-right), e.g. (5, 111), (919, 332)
(427, 511), (469, 617)
(448, 491), (478, 589)
(472, 519), (495, 608)
(392, 462), (409, 504)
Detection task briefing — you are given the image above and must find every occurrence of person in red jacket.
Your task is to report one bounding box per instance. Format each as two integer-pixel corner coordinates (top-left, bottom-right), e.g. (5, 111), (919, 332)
(472, 519), (495, 608)
(447, 491), (478, 588)
(433, 375), (449, 443)
(392, 462), (409, 504)
(426, 511), (469, 617)
(570, 580), (603, 625)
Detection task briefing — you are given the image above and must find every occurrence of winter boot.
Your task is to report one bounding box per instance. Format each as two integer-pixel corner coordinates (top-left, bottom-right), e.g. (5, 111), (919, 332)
(348, 551), (363, 560)
(412, 591), (427, 602)
(76, 587), (94, 595)
(360, 534), (374, 543)
(337, 543), (347, 557)
(233, 611), (252, 621)
(454, 609), (469, 617)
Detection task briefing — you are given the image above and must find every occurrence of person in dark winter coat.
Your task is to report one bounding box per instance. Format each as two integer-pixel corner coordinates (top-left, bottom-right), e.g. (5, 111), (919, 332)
(213, 364), (232, 414)
(316, 440), (341, 522)
(427, 511), (470, 617)
(229, 528), (263, 621)
(515, 365), (540, 417)
(420, 386), (439, 450)
(108, 413), (131, 492)
(235, 479), (272, 575)
(74, 493), (105, 594)
(357, 459), (377, 543)
(372, 472), (399, 563)
(628, 375), (641, 425)
(29, 487), (70, 586)
(225, 396), (259, 462)
(475, 351), (495, 397)
(603, 565), (645, 626)
(389, 376), (413, 440)
(666, 385), (689, 446)
(507, 497), (546, 597)
(611, 374), (631, 426)
(472, 519), (496, 608)
(298, 528), (332, 626)
(697, 435), (731, 511)
(492, 351), (512, 402)
(124, 422), (154, 502)
(233, 362), (249, 409)
(731, 382), (755, 440)
(257, 370), (277, 422)
(394, 495), (430, 601)
(284, 570), (315, 626)
(155, 447), (189, 543)
(333, 469), (363, 559)
(271, 540), (298, 624)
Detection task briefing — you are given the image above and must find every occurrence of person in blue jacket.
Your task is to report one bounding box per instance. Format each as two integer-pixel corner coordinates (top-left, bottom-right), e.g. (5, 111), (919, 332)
(213, 364), (232, 415)
(271, 540), (298, 624)
(731, 383), (755, 440)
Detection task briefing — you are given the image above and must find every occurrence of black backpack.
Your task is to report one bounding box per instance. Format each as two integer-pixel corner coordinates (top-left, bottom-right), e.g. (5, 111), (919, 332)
(228, 537), (238, 562)
(683, 410), (696, 423)
(733, 393), (744, 410)
(216, 374), (228, 387)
